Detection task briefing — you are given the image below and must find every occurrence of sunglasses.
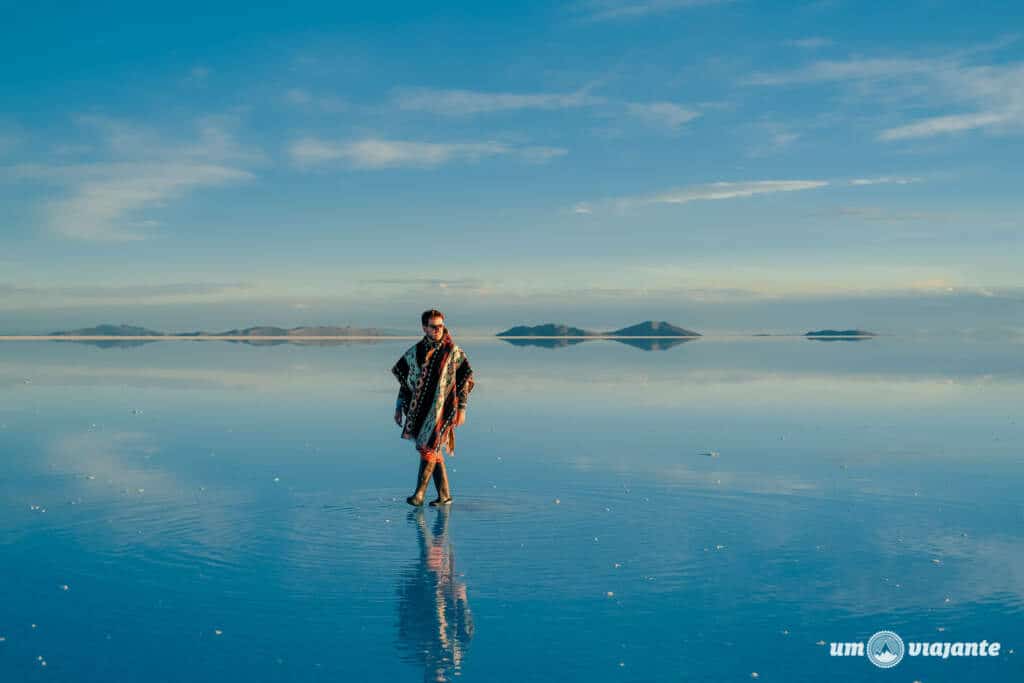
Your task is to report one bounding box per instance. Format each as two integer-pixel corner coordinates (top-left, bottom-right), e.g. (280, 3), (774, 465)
(425, 323), (445, 331)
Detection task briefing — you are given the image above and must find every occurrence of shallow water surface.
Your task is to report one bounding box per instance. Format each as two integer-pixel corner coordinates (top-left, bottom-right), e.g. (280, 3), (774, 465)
(1, 337), (1022, 681)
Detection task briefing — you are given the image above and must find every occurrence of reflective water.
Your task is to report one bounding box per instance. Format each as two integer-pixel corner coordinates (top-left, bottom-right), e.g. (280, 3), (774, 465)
(1, 337), (1021, 681)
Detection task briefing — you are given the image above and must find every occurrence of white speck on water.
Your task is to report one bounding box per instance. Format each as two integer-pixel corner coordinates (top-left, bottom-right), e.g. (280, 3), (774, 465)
(715, 544), (726, 551)
(273, 477), (280, 483)
(618, 661), (625, 667)
(60, 584), (69, 591)
(604, 507), (611, 512)
(385, 519), (391, 524)
(750, 672), (759, 679)
(31, 624), (37, 629)
(554, 498), (561, 505)
(613, 563), (621, 569)
(931, 558), (942, 565)
(817, 640), (826, 646)
(701, 450), (720, 458)
(606, 591), (614, 598)
(214, 629), (223, 636)
(593, 537), (599, 542)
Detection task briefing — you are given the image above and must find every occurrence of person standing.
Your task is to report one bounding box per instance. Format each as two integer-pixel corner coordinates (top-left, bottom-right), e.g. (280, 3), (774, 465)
(392, 309), (475, 506)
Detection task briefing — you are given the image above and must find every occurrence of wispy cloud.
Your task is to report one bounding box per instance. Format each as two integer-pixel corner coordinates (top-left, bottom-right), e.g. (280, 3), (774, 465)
(642, 179), (829, 205)
(392, 86), (604, 115)
(584, 174), (925, 213)
(0, 281), (254, 309)
(282, 88), (348, 112)
(579, 0), (732, 22)
(744, 46), (1024, 141)
(848, 176), (922, 186)
(878, 112), (1012, 140)
(827, 206), (956, 223)
(4, 117), (257, 241)
(785, 37), (833, 49)
(289, 137), (566, 169)
(746, 122), (801, 157)
(185, 65), (211, 84)
(625, 102), (701, 131)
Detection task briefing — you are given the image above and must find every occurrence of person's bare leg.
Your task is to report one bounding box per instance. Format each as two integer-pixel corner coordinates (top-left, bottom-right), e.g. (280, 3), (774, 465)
(407, 457), (436, 506)
(429, 458), (452, 506)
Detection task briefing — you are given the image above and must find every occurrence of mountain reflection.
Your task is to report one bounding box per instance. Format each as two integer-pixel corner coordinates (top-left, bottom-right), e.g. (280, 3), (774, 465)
(498, 337), (694, 351)
(397, 508), (474, 682)
(499, 337), (588, 348)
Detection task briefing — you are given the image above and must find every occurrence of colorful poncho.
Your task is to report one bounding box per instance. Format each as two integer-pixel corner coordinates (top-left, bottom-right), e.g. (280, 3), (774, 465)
(392, 330), (475, 456)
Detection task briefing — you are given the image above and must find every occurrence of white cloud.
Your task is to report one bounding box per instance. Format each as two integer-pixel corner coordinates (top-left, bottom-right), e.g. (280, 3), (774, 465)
(44, 162), (252, 240)
(579, 0), (732, 21)
(392, 86), (604, 115)
(5, 117), (257, 241)
(743, 57), (942, 86)
(878, 112), (1011, 140)
(745, 49), (1024, 141)
(289, 137), (566, 169)
(282, 88), (347, 112)
(185, 66), (211, 84)
(746, 122), (801, 157)
(625, 101), (701, 131)
(572, 202), (593, 214)
(785, 37), (833, 49)
(848, 176), (922, 186)
(643, 179), (828, 205)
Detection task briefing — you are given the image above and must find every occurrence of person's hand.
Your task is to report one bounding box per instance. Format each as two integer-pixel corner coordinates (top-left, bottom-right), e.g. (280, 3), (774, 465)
(454, 409), (466, 427)
(394, 409), (403, 426)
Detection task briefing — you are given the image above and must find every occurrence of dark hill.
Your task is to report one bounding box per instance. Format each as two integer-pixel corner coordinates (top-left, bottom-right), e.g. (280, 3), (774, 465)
(496, 323), (596, 337)
(605, 320), (701, 337)
(50, 324), (164, 336)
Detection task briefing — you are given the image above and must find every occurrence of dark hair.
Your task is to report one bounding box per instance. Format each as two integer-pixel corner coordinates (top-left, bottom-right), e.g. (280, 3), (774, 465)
(421, 309), (445, 326)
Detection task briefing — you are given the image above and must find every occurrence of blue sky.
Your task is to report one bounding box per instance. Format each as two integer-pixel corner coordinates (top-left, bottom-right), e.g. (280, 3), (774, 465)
(2, 0), (1022, 335)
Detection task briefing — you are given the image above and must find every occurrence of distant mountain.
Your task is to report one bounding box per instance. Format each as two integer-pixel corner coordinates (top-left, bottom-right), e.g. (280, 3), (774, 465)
(206, 325), (389, 337)
(496, 320), (701, 337)
(805, 329), (877, 337)
(50, 324), (164, 336)
(496, 323), (596, 337)
(48, 323), (395, 337)
(605, 321), (701, 337)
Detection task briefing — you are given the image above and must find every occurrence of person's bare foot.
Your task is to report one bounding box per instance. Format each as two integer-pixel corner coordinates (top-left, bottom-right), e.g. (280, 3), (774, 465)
(428, 496), (452, 506)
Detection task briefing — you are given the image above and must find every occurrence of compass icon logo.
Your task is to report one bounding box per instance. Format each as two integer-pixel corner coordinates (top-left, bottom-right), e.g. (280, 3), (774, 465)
(866, 631), (905, 668)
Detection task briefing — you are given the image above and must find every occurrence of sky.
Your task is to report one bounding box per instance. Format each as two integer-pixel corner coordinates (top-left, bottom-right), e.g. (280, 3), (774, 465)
(1, 0), (1022, 336)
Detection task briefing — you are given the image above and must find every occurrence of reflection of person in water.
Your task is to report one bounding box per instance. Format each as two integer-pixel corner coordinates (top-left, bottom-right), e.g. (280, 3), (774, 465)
(397, 507), (474, 682)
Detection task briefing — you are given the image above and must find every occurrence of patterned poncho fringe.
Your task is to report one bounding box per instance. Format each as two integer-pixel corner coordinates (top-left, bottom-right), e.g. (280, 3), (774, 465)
(392, 331), (474, 457)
